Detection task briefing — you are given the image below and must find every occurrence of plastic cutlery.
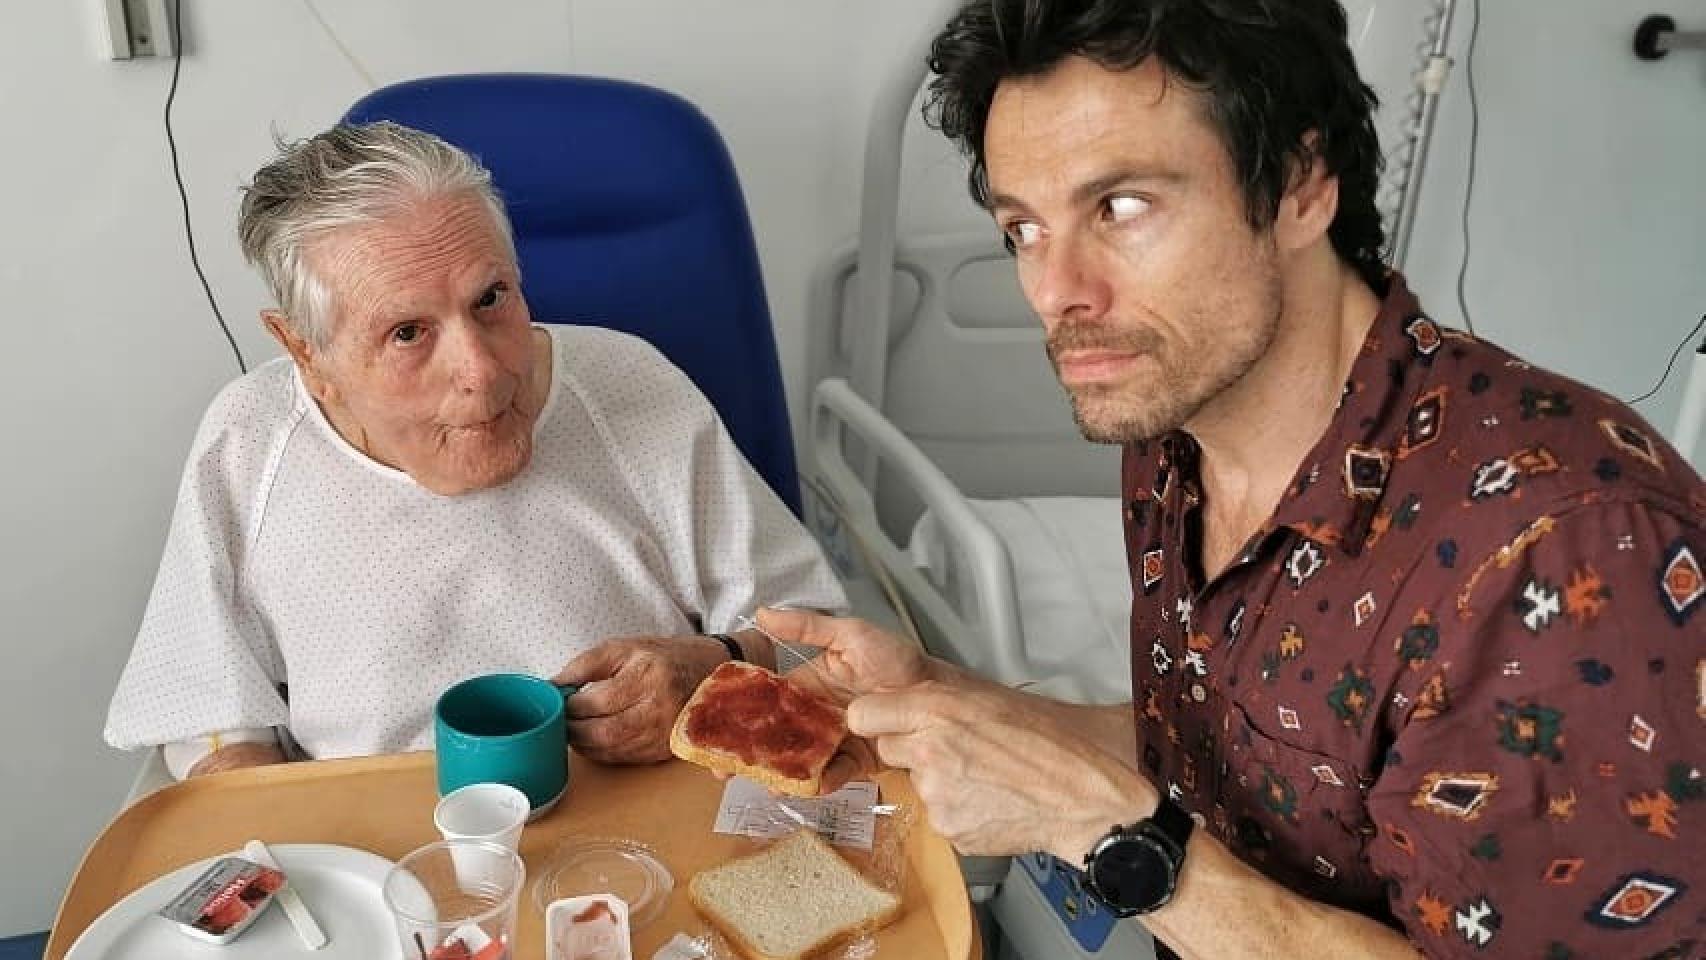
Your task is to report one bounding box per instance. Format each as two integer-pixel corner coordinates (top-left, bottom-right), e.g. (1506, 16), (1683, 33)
(243, 839), (328, 949)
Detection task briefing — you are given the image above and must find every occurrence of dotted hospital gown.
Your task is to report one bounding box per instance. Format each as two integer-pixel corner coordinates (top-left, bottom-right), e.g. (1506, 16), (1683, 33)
(105, 325), (845, 760)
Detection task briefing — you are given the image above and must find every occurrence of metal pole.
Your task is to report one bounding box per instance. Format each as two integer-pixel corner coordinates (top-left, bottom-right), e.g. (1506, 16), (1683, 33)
(1635, 15), (1706, 59)
(1660, 30), (1706, 51)
(1390, 0), (1459, 270)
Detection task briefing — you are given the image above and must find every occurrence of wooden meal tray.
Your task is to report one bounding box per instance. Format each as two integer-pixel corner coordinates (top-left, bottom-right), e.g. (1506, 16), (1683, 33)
(47, 751), (979, 959)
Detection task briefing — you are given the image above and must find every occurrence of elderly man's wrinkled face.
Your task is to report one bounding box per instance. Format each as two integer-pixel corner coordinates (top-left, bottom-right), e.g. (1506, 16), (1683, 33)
(276, 193), (550, 495)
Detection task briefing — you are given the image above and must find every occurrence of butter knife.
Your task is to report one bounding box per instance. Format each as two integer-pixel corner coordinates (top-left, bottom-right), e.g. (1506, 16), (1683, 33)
(244, 839), (328, 949)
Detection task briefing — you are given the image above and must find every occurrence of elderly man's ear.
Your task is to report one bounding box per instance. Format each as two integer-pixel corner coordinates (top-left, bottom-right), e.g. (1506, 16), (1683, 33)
(261, 309), (337, 404)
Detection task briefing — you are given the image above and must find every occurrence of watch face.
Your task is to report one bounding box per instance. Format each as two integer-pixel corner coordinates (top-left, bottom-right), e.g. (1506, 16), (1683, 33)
(1092, 834), (1173, 911)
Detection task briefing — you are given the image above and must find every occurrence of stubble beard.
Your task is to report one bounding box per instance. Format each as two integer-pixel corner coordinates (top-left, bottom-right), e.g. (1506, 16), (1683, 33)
(1050, 290), (1281, 446)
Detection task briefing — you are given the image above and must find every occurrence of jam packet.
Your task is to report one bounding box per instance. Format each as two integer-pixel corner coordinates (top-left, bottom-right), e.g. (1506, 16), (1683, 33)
(547, 894), (633, 960)
(158, 856), (284, 944)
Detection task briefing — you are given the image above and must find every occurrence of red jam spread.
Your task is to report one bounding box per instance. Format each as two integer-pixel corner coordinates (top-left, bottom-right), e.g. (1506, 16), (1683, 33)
(571, 900), (615, 924)
(684, 662), (845, 781)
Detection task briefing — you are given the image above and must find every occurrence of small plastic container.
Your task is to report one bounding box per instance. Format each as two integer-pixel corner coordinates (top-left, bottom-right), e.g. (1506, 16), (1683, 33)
(532, 838), (673, 932)
(546, 894), (633, 960)
(157, 856), (284, 944)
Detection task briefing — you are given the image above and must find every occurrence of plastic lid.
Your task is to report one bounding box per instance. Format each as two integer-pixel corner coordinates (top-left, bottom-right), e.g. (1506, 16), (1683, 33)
(532, 838), (675, 931)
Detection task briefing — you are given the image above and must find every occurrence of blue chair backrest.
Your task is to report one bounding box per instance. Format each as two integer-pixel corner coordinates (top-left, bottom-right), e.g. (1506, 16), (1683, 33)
(345, 74), (800, 513)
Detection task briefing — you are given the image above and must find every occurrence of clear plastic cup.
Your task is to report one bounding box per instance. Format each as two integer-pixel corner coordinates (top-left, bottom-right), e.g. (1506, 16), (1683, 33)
(384, 839), (524, 960)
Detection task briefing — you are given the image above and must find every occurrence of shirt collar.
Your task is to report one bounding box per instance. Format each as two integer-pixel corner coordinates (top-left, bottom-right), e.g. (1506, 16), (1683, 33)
(1269, 271), (1438, 555)
(1159, 271), (1437, 558)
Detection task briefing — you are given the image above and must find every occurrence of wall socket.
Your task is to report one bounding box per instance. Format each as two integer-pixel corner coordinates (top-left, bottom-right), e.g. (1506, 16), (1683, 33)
(104, 0), (178, 60)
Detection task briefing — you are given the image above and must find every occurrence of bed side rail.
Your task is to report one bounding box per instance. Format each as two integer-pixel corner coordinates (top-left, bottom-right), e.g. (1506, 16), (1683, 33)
(809, 378), (1032, 682)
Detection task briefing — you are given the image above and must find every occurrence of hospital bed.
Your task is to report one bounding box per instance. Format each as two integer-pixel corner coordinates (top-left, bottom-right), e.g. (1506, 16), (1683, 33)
(809, 378), (1133, 706)
(800, 10), (1134, 709)
(799, 10), (1151, 959)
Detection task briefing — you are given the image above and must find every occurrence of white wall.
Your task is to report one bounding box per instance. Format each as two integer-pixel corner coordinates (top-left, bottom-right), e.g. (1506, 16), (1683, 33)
(1, 0), (1700, 938)
(1397, 0), (1706, 444)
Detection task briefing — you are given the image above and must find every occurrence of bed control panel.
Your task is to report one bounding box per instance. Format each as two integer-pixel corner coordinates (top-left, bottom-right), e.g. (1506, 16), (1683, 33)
(1017, 851), (1119, 953)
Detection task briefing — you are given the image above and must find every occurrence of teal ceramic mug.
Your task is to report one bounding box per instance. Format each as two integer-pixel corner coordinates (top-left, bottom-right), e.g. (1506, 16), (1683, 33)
(434, 673), (575, 819)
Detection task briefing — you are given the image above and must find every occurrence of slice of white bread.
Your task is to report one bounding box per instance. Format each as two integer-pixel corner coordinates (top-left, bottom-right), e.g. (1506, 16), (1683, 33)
(670, 661), (846, 798)
(689, 829), (902, 960)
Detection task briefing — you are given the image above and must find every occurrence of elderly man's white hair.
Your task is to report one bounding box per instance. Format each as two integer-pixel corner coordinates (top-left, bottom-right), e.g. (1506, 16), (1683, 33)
(238, 121), (517, 349)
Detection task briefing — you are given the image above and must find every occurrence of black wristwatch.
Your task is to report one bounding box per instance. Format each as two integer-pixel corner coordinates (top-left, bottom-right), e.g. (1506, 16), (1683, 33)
(1081, 796), (1195, 917)
(708, 633), (745, 663)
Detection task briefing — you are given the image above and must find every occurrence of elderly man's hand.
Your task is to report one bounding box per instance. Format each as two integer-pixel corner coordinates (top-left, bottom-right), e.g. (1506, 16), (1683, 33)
(187, 742), (287, 778)
(556, 635), (730, 764)
(849, 681), (1158, 860)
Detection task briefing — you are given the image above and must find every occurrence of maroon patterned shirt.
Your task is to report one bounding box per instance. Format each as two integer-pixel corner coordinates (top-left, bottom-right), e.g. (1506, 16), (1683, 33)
(1123, 273), (1704, 959)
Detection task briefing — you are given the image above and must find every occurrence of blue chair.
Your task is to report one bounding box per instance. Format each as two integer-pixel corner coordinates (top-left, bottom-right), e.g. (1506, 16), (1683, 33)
(345, 74), (800, 513)
(0, 932), (44, 960)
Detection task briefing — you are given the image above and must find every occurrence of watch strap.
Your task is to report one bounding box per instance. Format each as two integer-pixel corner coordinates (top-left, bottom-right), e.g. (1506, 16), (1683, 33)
(708, 632), (745, 663)
(1149, 794), (1194, 856)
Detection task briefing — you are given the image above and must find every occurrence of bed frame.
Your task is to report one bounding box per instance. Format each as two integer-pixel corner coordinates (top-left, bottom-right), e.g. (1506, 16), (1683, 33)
(805, 230), (1122, 685)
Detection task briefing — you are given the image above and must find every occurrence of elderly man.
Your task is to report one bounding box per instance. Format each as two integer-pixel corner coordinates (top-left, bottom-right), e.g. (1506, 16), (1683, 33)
(764, 1), (1703, 959)
(106, 121), (844, 779)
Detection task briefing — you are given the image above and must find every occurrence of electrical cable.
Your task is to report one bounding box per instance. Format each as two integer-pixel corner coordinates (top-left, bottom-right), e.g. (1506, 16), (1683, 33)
(1454, 0), (1480, 335)
(1626, 314), (1706, 406)
(165, 0), (247, 375)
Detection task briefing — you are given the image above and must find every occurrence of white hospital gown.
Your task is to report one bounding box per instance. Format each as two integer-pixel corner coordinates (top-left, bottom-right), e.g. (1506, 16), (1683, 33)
(105, 325), (844, 761)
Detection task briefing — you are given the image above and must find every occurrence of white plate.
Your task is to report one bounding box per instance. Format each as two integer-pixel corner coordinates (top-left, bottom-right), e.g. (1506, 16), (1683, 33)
(66, 843), (401, 959)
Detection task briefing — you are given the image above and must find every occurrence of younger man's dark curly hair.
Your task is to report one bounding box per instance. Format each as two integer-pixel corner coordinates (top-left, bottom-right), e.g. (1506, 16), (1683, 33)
(926, 0), (1386, 281)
